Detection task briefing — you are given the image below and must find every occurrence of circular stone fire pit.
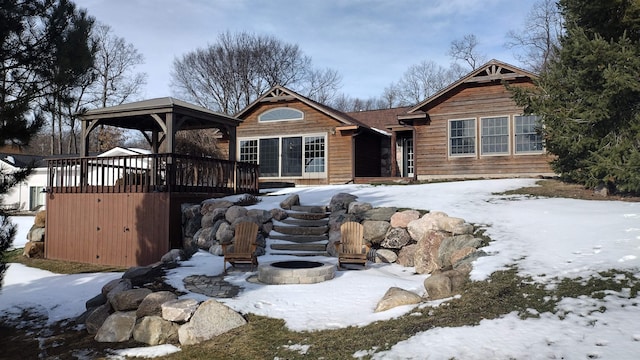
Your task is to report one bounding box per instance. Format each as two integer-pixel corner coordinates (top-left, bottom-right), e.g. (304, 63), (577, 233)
(258, 260), (336, 285)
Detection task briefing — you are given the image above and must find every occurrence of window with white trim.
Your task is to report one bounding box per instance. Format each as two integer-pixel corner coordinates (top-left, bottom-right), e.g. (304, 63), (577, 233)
(514, 115), (544, 153)
(239, 134), (326, 178)
(481, 116), (509, 155)
(258, 107), (303, 122)
(304, 136), (325, 173)
(449, 119), (476, 156)
(239, 139), (258, 164)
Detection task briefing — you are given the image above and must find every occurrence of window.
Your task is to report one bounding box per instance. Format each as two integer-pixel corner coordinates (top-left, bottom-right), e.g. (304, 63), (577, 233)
(304, 136), (325, 173)
(514, 115), (543, 153)
(449, 119), (476, 156)
(481, 116), (509, 155)
(258, 107), (304, 122)
(239, 140), (258, 164)
(239, 134), (326, 178)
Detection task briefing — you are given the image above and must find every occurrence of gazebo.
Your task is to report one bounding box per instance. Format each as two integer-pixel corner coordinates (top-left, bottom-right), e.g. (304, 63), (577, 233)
(45, 98), (259, 267)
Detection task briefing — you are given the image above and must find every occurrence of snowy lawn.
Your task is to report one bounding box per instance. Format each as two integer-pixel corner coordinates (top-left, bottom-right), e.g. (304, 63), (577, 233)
(1, 178), (639, 359)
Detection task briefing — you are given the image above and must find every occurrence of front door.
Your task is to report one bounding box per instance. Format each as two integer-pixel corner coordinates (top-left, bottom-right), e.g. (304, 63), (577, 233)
(401, 137), (414, 178)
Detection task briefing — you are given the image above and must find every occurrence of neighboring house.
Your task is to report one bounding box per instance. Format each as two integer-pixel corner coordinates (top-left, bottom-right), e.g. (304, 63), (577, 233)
(358, 59), (554, 180)
(231, 86), (390, 186)
(0, 153), (47, 211)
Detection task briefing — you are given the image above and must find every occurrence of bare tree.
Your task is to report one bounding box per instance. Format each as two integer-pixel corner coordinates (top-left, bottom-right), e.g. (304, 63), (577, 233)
(505, 0), (563, 73)
(395, 60), (455, 105)
(448, 34), (487, 70)
(171, 31), (342, 115)
(90, 23), (147, 108)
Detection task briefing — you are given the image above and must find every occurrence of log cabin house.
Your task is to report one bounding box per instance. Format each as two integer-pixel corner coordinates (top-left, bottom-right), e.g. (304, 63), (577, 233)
(353, 59), (555, 180)
(230, 86), (391, 186)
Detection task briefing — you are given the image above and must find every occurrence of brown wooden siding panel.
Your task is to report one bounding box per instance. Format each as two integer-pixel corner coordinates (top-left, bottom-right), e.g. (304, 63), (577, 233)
(414, 82), (554, 178)
(46, 192), (173, 267)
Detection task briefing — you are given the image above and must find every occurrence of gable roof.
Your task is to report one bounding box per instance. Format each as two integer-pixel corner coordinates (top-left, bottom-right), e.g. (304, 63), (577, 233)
(405, 59), (537, 116)
(235, 85), (373, 129)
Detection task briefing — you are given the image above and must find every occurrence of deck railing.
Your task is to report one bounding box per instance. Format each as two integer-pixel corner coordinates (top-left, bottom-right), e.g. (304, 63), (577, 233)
(47, 153), (259, 195)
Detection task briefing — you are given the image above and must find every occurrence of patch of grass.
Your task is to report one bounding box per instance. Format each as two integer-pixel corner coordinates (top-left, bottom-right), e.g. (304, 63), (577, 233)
(3, 248), (125, 274)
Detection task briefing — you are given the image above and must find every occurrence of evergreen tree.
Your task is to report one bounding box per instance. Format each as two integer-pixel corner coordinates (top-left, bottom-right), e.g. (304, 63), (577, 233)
(512, 0), (640, 194)
(1, 0), (95, 288)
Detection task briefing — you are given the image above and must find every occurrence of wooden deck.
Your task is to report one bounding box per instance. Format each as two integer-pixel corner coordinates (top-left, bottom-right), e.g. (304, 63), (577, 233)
(45, 154), (259, 267)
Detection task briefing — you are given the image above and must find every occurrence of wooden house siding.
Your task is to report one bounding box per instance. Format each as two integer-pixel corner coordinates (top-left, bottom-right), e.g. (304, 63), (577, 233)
(413, 81), (554, 178)
(238, 101), (356, 185)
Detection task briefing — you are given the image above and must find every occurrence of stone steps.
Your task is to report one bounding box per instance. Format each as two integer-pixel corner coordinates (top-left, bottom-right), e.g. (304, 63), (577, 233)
(269, 234), (329, 242)
(267, 203), (330, 256)
(272, 224), (328, 236)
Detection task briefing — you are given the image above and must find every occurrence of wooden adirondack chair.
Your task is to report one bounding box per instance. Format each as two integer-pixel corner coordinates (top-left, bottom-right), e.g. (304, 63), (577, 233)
(335, 221), (370, 270)
(222, 221), (259, 274)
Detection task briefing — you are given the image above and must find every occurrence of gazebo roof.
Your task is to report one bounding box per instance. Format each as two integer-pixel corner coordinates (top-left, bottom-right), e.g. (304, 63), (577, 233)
(80, 97), (241, 131)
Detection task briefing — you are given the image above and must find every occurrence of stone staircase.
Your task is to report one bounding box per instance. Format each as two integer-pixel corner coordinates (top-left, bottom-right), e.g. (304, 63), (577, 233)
(267, 205), (330, 256)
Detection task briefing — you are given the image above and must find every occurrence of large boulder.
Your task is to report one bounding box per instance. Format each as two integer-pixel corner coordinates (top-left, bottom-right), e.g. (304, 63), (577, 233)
(279, 194), (300, 210)
(193, 227), (217, 250)
(94, 311), (137, 343)
(122, 265), (163, 287)
(162, 298), (199, 323)
(133, 316), (179, 345)
(183, 213), (203, 238)
(329, 193), (357, 212)
(390, 210), (421, 228)
(225, 205), (248, 223)
(381, 227), (412, 249)
(34, 210), (46, 228)
(27, 226), (45, 242)
(85, 303), (112, 335)
(270, 208), (288, 221)
(374, 287), (423, 312)
(438, 234), (481, 268)
(396, 243), (417, 267)
(162, 249), (187, 264)
(102, 279), (132, 298)
(414, 230), (448, 274)
(363, 220), (390, 245)
(423, 267), (471, 300)
(362, 207), (398, 221)
(22, 241), (44, 258)
(178, 299), (247, 345)
(110, 288), (152, 312)
(216, 222), (234, 244)
(136, 291), (178, 318)
(375, 249), (398, 263)
(200, 199), (233, 216)
(348, 201), (372, 214)
(201, 208), (227, 228)
(247, 209), (272, 224)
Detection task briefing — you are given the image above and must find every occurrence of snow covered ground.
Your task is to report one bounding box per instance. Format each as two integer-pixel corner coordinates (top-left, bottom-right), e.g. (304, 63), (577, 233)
(2, 179), (639, 359)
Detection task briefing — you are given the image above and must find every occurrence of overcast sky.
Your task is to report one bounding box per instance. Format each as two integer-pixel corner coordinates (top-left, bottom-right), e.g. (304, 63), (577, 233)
(79, 0), (539, 101)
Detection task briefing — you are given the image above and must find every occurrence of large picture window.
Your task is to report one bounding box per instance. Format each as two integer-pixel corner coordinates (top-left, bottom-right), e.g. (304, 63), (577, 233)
(449, 119), (476, 156)
(514, 115), (543, 153)
(481, 116), (509, 155)
(239, 134), (326, 178)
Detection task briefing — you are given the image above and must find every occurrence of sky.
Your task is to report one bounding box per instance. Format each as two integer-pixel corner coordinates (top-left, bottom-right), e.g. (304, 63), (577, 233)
(78, 0), (538, 101)
(2, 178), (640, 358)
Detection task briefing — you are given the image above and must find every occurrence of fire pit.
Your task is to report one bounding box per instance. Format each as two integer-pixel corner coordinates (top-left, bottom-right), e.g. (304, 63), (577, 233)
(258, 260), (336, 285)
